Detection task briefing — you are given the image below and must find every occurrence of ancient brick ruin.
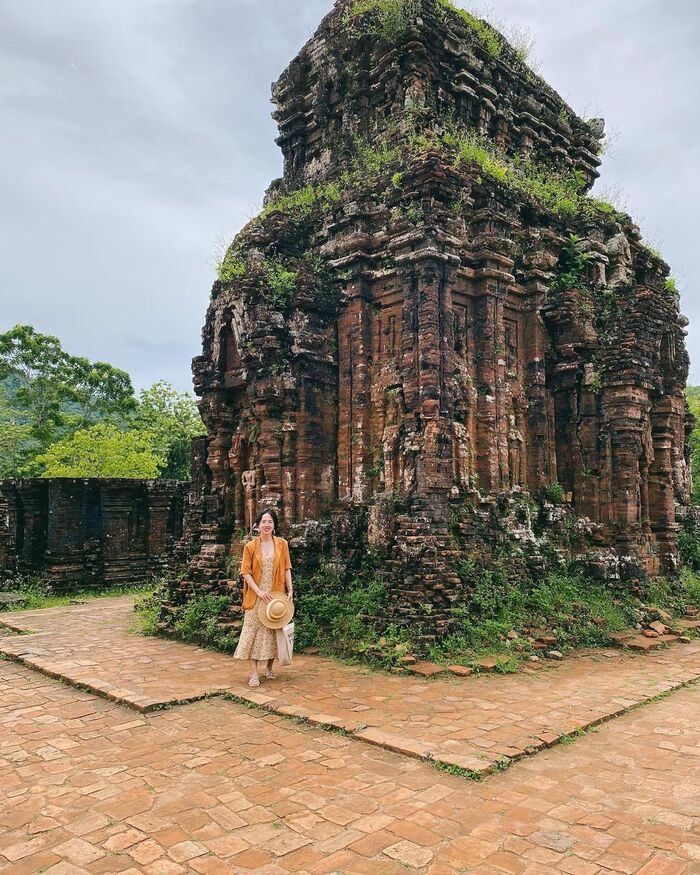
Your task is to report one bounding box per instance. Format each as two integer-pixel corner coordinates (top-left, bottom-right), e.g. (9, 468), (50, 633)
(161, 0), (691, 637)
(0, 479), (188, 590)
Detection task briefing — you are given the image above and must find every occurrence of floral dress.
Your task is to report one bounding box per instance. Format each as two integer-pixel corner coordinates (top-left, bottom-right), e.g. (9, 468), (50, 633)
(234, 555), (278, 661)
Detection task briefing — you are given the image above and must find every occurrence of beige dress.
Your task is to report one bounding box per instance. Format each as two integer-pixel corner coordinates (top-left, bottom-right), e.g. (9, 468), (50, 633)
(234, 555), (278, 661)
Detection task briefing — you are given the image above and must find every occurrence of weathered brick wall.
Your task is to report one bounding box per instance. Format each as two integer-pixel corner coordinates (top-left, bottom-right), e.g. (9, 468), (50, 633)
(161, 0), (692, 636)
(0, 479), (189, 590)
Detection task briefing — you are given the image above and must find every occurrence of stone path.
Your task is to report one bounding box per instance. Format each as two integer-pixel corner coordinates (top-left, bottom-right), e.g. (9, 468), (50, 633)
(2, 656), (699, 874)
(2, 599), (700, 775)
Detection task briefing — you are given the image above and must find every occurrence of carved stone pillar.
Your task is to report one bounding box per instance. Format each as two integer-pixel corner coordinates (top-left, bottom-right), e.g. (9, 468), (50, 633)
(648, 396), (678, 570)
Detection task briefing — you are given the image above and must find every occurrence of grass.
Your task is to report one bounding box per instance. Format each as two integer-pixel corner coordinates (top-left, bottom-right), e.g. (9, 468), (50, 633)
(0, 577), (157, 613)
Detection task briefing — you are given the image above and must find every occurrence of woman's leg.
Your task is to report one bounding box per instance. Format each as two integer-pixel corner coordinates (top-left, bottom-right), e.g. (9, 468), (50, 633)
(248, 659), (259, 686)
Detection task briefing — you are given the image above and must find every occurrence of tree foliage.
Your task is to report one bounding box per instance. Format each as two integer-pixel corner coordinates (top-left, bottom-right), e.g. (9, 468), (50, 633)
(0, 325), (136, 470)
(0, 326), (204, 480)
(0, 326), (205, 480)
(36, 423), (163, 479)
(132, 381), (205, 480)
(0, 417), (34, 479)
(686, 386), (700, 504)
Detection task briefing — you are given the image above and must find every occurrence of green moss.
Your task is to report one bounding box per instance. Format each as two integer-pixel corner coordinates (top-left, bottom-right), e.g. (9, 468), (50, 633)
(216, 253), (247, 283)
(437, 0), (502, 57)
(445, 130), (589, 219)
(260, 181), (342, 222)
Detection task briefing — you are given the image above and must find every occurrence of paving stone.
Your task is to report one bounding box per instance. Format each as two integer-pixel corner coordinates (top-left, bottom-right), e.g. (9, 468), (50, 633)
(447, 665), (473, 677)
(384, 840), (434, 868)
(636, 857), (687, 875)
(3, 597), (700, 778)
(3, 601), (700, 875)
(406, 662), (447, 678)
(474, 656), (504, 672)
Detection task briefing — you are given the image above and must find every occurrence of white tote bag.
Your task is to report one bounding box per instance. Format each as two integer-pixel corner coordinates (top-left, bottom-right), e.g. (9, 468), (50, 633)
(276, 621), (295, 666)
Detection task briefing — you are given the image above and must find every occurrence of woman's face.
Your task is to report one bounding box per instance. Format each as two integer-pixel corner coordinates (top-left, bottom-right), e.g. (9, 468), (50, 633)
(259, 513), (275, 536)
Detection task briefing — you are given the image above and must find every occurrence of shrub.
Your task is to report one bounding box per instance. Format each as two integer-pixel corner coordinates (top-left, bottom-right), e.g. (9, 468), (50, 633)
(680, 569), (700, 609)
(173, 595), (236, 652)
(263, 260), (298, 309)
(441, 562), (638, 660)
(345, 0), (419, 43)
(292, 556), (394, 663)
(542, 482), (566, 504)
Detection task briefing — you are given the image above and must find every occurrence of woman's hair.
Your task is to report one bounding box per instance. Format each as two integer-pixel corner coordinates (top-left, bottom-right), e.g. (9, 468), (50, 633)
(254, 508), (280, 534)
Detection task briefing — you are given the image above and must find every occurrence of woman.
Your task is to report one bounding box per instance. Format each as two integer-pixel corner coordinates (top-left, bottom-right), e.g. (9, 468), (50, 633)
(234, 509), (293, 687)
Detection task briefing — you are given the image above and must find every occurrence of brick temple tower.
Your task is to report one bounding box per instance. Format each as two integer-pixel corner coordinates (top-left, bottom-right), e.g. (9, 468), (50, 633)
(164, 0), (691, 634)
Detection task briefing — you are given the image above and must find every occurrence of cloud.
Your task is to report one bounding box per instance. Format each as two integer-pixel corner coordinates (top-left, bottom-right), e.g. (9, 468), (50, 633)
(1, 0), (698, 389)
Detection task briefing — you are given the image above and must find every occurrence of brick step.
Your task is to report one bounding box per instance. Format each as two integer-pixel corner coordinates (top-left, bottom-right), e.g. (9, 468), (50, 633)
(611, 632), (689, 653)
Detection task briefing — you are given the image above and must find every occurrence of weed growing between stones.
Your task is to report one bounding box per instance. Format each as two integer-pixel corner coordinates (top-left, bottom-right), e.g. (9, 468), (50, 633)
(219, 127), (629, 294)
(542, 482), (566, 504)
(344, 0), (419, 42)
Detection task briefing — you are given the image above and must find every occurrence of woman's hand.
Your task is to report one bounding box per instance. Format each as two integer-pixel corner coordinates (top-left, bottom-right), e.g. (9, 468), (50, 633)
(257, 591), (273, 604)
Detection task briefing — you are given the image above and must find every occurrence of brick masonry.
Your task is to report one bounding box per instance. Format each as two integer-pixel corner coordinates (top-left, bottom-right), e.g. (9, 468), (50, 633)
(0, 478), (189, 590)
(161, 0), (692, 634)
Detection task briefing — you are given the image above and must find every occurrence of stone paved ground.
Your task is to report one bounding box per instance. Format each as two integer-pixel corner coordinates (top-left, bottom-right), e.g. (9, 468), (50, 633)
(2, 656), (700, 874)
(2, 599), (700, 773)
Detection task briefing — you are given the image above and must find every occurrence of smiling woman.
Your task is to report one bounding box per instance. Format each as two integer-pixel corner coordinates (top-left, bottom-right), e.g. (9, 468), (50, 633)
(234, 509), (294, 688)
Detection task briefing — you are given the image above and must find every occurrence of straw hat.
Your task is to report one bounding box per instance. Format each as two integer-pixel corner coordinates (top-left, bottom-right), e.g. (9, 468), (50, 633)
(257, 592), (294, 629)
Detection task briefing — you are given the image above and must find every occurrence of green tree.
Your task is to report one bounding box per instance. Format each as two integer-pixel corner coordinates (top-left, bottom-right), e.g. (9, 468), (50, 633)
(686, 386), (700, 504)
(0, 325), (137, 476)
(0, 380), (37, 477)
(67, 357), (136, 429)
(132, 381), (205, 480)
(35, 423), (163, 479)
(0, 325), (73, 443)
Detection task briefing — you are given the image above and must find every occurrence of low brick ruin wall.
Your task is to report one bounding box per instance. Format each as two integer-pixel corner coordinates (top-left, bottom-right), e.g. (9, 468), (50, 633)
(0, 479), (189, 591)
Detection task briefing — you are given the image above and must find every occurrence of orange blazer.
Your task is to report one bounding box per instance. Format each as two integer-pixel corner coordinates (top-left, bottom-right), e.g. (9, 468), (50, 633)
(240, 536), (292, 611)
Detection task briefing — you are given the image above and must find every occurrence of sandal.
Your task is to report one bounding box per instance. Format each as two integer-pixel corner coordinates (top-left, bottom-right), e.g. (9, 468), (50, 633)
(265, 670), (277, 680)
(248, 676), (260, 688)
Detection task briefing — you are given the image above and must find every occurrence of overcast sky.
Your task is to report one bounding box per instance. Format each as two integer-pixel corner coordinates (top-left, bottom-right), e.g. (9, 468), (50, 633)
(1, 0), (698, 393)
